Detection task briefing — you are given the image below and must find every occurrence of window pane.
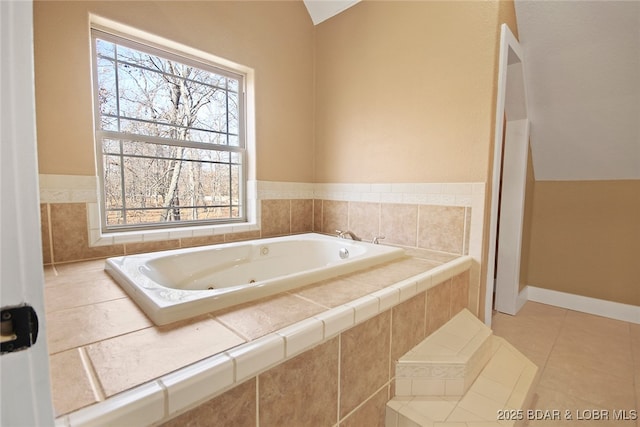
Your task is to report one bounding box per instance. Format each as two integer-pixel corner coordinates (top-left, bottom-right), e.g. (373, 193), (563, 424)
(101, 116), (118, 132)
(231, 164), (241, 205)
(124, 157), (162, 209)
(228, 92), (239, 137)
(103, 154), (123, 210)
(119, 140), (232, 163)
(94, 32), (246, 230)
(211, 163), (230, 204)
(97, 57), (117, 116)
(121, 208), (169, 225)
(117, 63), (166, 124)
(208, 207), (231, 219)
(188, 129), (226, 144)
(96, 39), (115, 59)
(102, 139), (121, 155)
(106, 210), (125, 225)
(227, 78), (239, 93)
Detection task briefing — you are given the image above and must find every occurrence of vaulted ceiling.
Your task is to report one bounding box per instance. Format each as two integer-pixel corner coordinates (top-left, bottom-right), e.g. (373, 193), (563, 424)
(303, 0), (360, 25)
(304, 0), (640, 181)
(515, 0), (639, 181)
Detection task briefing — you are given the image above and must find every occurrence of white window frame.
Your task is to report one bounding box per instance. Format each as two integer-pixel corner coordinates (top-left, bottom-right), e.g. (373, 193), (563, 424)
(88, 16), (257, 244)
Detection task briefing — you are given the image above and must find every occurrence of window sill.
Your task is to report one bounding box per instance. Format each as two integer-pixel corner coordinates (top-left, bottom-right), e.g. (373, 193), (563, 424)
(87, 202), (260, 247)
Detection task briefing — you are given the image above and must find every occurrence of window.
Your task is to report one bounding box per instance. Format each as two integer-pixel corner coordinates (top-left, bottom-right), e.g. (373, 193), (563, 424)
(91, 29), (246, 232)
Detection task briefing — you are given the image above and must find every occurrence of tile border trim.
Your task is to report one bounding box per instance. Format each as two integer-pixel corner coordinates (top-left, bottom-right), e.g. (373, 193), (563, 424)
(39, 175), (483, 207)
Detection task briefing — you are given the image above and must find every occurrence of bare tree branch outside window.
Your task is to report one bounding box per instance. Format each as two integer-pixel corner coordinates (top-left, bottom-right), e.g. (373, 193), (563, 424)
(92, 31), (245, 230)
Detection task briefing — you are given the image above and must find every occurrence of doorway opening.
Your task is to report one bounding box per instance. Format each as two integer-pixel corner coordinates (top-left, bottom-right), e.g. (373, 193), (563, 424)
(485, 24), (530, 324)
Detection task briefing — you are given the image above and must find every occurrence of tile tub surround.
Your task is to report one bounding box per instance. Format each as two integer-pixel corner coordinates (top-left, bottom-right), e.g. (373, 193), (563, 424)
(40, 199), (471, 264)
(39, 177), (482, 266)
(46, 252), (472, 426)
(40, 176), (483, 320)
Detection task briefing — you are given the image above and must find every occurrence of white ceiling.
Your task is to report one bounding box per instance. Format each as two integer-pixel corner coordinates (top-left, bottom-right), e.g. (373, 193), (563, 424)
(303, 0), (360, 25)
(515, 0), (640, 181)
(304, 0), (640, 181)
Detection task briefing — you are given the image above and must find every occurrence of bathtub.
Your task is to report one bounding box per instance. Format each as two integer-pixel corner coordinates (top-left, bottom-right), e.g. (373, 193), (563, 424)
(105, 233), (406, 325)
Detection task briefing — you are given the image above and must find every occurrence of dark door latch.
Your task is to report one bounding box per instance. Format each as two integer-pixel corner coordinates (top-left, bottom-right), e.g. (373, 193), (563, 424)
(1, 305), (39, 354)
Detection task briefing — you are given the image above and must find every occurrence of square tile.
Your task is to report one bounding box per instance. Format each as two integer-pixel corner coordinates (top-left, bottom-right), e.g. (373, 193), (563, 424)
(215, 293), (325, 340)
(340, 386), (389, 427)
(86, 317), (244, 396)
(380, 203), (418, 247)
(46, 298), (153, 354)
(49, 349), (98, 416)
(44, 275), (126, 313)
(261, 199), (291, 237)
(340, 311), (391, 418)
(348, 201), (380, 242)
(259, 337), (339, 427)
(294, 276), (379, 309)
(417, 205), (466, 254)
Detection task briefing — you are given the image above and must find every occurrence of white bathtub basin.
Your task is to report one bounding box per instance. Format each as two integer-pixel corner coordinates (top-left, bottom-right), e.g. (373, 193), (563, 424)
(105, 233), (406, 325)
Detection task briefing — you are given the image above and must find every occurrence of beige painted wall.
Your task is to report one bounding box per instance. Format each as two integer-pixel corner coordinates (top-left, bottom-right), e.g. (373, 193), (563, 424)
(313, 0), (516, 184)
(34, 0), (315, 182)
(312, 0), (519, 320)
(526, 180), (640, 306)
(34, 0), (521, 319)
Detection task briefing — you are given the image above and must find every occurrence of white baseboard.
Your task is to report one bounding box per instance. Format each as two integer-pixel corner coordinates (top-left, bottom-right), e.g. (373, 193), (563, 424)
(526, 286), (640, 324)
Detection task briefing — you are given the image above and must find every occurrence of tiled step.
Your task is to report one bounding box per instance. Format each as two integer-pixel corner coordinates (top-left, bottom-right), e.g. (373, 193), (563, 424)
(386, 310), (538, 427)
(395, 309), (493, 398)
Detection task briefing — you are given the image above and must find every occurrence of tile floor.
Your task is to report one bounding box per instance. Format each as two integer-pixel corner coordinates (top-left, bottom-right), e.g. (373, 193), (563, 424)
(492, 301), (640, 427)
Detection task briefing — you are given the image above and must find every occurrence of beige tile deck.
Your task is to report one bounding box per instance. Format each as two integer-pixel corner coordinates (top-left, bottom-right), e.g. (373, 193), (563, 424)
(86, 316), (245, 397)
(46, 298), (153, 354)
(49, 349), (98, 416)
(44, 251), (454, 417)
(214, 293), (326, 341)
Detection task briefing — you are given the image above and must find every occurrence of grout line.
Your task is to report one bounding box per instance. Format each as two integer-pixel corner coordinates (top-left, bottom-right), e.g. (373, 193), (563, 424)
(255, 375), (260, 427)
(543, 307), (568, 370)
(288, 199), (292, 235)
(46, 203), (56, 265)
(462, 207), (469, 255)
(213, 316), (252, 343)
(78, 346), (106, 402)
(289, 291), (331, 310)
(423, 290), (429, 338)
(337, 334), (342, 424)
(627, 322), (638, 419)
(223, 349), (238, 384)
(377, 202), (382, 239)
(339, 381), (391, 424)
(156, 379), (169, 419)
(388, 304), (394, 385)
